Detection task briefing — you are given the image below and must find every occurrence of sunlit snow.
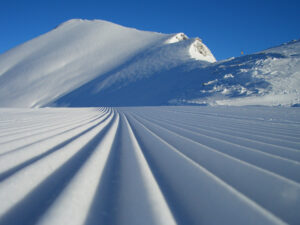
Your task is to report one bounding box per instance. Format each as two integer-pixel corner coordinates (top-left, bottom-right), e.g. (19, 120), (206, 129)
(0, 19), (299, 225)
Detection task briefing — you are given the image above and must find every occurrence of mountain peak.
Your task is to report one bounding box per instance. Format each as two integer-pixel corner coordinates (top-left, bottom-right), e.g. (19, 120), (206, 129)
(165, 33), (188, 44)
(189, 38), (216, 62)
(57, 18), (112, 27)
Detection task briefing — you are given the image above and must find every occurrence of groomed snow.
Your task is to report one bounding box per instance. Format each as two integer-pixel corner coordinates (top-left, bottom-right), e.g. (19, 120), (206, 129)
(0, 106), (299, 225)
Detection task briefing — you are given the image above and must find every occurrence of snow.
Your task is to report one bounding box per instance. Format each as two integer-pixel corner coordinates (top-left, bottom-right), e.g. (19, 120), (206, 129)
(189, 38), (216, 62)
(0, 106), (299, 225)
(170, 40), (300, 107)
(0, 18), (300, 225)
(165, 33), (188, 44)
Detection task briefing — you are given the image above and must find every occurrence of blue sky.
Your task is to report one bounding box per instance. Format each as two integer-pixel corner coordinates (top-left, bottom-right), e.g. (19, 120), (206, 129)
(0, 0), (299, 60)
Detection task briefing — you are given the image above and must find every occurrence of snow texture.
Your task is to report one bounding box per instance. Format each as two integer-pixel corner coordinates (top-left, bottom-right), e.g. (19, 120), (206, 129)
(0, 106), (299, 225)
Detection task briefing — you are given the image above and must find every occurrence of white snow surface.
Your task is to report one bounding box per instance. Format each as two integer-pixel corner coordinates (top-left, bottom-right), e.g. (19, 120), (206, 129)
(0, 106), (299, 225)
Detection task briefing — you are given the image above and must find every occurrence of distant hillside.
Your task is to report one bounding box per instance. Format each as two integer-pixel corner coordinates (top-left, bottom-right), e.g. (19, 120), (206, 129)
(0, 19), (299, 107)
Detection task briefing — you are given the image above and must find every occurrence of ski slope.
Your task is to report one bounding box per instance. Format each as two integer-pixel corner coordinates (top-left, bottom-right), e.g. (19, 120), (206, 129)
(0, 106), (299, 225)
(0, 18), (300, 225)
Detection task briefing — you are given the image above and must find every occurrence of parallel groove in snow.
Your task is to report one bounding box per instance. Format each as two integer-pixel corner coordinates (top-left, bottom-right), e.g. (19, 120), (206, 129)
(37, 110), (119, 225)
(117, 114), (176, 225)
(0, 113), (109, 156)
(147, 115), (300, 161)
(131, 114), (300, 182)
(126, 114), (286, 225)
(147, 109), (300, 150)
(0, 106), (299, 225)
(0, 111), (112, 180)
(0, 113), (101, 144)
(129, 114), (300, 224)
(156, 108), (300, 139)
(0, 117), (116, 224)
(144, 111), (300, 149)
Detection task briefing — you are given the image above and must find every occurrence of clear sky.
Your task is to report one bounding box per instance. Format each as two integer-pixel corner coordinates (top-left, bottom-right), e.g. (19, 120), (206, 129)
(0, 0), (299, 60)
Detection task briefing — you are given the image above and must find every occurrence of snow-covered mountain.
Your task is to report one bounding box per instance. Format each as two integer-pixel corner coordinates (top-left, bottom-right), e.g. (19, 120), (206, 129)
(0, 19), (299, 107)
(0, 19), (214, 107)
